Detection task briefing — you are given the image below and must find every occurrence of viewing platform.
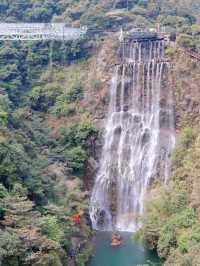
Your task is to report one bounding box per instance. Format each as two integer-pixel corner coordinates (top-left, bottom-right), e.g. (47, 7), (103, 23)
(0, 23), (87, 41)
(120, 28), (166, 43)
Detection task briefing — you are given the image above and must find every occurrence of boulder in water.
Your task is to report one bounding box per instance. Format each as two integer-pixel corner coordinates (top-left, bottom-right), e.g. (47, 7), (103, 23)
(111, 232), (122, 246)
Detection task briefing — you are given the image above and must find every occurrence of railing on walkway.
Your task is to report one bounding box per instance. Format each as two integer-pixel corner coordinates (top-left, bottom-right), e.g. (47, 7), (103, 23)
(179, 48), (200, 63)
(0, 23), (87, 41)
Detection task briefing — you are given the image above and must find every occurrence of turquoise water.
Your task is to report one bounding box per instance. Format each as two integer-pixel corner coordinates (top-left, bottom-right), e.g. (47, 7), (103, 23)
(87, 232), (161, 266)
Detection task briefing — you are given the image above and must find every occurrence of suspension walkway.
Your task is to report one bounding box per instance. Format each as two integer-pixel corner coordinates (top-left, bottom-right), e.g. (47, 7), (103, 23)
(0, 23), (87, 41)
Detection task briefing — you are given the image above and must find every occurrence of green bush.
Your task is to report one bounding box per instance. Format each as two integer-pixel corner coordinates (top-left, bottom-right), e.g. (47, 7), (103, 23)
(0, 184), (8, 198)
(30, 83), (62, 111)
(177, 33), (195, 49)
(0, 231), (23, 266)
(171, 127), (197, 168)
(64, 146), (87, 172)
(92, 79), (102, 91)
(158, 208), (196, 257)
(50, 92), (77, 117)
(60, 121), (98, 148)
(177, 228), (200, 253)
(40, 216), (64, 243)
(10, 183), (27, 197)
(65, 81), (84, 103)
(33, 251), (63, 266)
(58, 121), (98, 173)
(51, 102), (76, 117)
(76, 244), (92, 266)
(80, 10), (111, 29)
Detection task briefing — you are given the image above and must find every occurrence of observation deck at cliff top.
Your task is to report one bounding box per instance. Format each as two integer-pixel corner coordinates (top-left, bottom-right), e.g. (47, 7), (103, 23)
(0, 23), (87, 41)
(120, 28), (165, 42)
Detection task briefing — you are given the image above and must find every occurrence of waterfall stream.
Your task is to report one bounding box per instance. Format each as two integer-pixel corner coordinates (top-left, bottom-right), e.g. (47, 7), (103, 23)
(90, 37), (175, 232)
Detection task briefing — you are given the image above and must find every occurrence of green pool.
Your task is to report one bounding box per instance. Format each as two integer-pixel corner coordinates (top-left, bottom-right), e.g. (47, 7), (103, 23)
(87, 232), (162, 266)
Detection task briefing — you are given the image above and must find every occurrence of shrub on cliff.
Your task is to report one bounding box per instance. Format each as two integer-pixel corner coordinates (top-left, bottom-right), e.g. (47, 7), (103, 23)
(64, 146), (87, 172)
(65, 81), (84, 103)
(30, 83), (62, 111)
(40, 216), (64, 243)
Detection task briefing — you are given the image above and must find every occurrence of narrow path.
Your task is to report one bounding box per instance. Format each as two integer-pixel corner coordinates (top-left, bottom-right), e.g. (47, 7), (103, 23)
(178, 47), (200, 63)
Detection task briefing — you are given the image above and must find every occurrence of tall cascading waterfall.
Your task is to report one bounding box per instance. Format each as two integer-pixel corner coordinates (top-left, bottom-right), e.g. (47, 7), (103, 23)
(90, 35), (175, 232)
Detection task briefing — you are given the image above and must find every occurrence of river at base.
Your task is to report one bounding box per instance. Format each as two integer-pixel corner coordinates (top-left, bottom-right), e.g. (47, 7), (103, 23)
(87, 231), (162, 266)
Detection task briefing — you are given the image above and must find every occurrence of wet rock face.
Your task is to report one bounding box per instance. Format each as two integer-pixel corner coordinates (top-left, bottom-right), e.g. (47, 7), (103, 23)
(87, 157), (99, 176)
(114, 125), (122, 136)
(97, 209), (107, 227)
(110, 180), (117, 226)
(160, 109), (169, 128)
(84, 138), (102, 189)
(123, 105), (129, 112)
(160, 98), (167, 108)
(141, 128), (150, 146)
(133, 114), (141, 123)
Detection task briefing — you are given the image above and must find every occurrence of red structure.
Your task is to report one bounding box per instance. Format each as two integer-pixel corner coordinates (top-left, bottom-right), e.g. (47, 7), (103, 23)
(71, 213), (81, 224)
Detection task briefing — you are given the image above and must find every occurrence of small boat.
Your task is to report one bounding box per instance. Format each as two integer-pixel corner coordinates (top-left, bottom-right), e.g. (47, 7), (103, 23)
(111, 232), (122, 246)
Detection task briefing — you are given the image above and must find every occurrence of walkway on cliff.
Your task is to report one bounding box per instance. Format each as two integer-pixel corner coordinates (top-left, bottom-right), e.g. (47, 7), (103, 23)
(0, 23), (87, 41)
(179, 47), (200, 63)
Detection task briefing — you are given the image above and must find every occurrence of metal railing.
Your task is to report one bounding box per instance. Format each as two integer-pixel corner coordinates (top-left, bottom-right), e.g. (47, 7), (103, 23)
(0, 23), (87, 41)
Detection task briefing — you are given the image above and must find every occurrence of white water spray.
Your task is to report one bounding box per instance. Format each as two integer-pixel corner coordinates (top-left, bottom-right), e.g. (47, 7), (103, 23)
(90, 37), (175, 232)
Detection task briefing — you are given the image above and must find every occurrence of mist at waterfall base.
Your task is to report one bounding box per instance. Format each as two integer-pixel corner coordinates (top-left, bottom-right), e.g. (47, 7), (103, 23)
(90, 37), (175, 232)
(87, 232), (161, 266)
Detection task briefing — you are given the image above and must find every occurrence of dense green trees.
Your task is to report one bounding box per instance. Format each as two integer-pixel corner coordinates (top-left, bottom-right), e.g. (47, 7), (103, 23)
(0, 64), (96, 266)
(59, 121), (99, 173)
(0, 231), (23, 266)
(0, 163), (92, 265)
(0, 0), (198, 31)
(0, 44), (96, 264)
(177, 24), (200, 52)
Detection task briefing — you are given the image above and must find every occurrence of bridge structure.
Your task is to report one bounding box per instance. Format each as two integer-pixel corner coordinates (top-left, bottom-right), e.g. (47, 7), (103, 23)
(0, 23), (87, 41)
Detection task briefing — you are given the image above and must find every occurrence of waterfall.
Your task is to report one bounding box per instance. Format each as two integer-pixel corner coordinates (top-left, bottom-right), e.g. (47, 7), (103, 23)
(90, 37), (175, 232)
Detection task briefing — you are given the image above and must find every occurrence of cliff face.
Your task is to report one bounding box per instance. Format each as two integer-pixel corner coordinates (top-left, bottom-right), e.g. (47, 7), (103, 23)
(83, 34), (119, 123)
(172, 50), (200, 131)
(80, 34), (120, 188)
